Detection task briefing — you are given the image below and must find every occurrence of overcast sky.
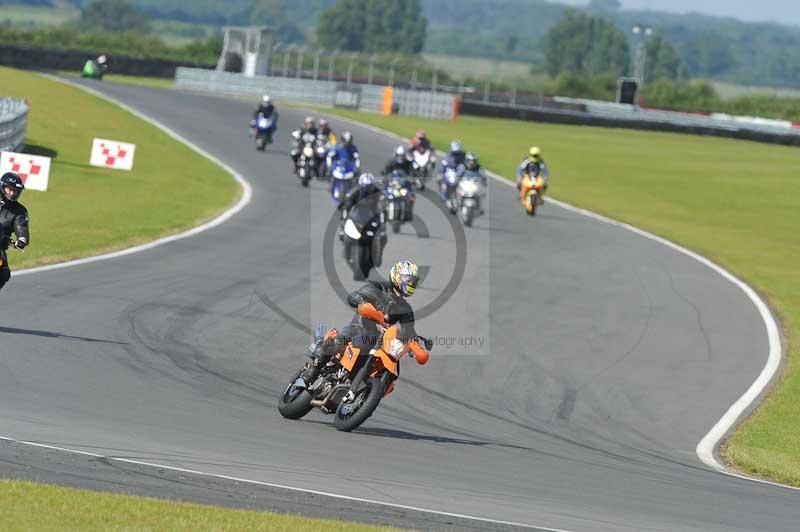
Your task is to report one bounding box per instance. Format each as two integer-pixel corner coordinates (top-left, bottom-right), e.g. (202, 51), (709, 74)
(559, 0), (800, 27)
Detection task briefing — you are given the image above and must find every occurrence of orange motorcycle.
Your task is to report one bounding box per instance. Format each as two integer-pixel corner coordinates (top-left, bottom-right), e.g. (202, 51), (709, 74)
(278, 303), (431, 432)
(519, 172), (546, 216)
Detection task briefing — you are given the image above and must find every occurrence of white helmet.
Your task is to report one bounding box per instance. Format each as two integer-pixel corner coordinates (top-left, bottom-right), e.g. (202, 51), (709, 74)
(358, 173), (375, 187)
(262, 94), (271, 104)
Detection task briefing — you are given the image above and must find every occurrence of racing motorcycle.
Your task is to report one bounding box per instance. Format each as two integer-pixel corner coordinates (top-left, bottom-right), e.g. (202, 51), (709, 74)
(519, 172), (546, 216)
(330, 158), (357, 206)
(278, 303), (431, 432)
(383, 170), (414, 234)
(342, 196), (386, 280)
(296, 132), (318, 187)
(456, 174), (486, 227)
(81, 56), (108, 79)
(316, 134), (330, 181)
(438, 164), (462, 215)
(253, 113), (276, 151)
(410, 148), (435, 190)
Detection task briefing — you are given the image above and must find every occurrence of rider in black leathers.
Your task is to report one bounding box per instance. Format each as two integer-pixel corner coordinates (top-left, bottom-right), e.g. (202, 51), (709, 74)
(0, 172), (30, 293)
(302, 260), (421, 383)
(383, 146), (414, 177)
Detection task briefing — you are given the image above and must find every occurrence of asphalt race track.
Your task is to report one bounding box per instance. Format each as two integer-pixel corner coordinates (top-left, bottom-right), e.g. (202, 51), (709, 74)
(1, 79), (798, 531)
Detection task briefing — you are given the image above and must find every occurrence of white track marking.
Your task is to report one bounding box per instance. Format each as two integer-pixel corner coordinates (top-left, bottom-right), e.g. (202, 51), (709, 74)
(0, 436), (576, 531)
(15, 75), (252, 277)
(318, 111), (788, 489)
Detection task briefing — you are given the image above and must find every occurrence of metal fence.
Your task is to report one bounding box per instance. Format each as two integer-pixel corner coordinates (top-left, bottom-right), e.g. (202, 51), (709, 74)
(0, 97), (28, 153)
(175, 67), (458, 120)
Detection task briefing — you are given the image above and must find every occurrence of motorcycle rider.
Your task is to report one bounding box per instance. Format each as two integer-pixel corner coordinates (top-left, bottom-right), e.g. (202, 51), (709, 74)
(328, 131), (361, 173)
(410, 129), (432, 153)
(460, 152), (488, 214)
(517, 146), (549, 204)
(341, 173), (381, 214)
(383, 145), (414, 176)
(302, 116), (318, 137)
(338, 173), (383, 240)
(0, 172), (30, 294)
(250, 94), (278, 136)
(289, 129), (303, 173)
(439, 139), (466, 174)
(319, 118), (337, 146)
(302, 260), (421, 383)
(462, 152), (488, 186)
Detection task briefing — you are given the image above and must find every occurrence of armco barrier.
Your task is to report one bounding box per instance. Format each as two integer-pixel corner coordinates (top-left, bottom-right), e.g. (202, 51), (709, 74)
(175, 68), (457, 120)
(0, 97), (28, 152)
(461, 99), (800, 147)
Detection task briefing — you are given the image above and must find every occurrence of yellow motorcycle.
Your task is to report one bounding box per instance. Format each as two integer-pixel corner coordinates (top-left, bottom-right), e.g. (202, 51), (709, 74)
(519, 173), (545, 216)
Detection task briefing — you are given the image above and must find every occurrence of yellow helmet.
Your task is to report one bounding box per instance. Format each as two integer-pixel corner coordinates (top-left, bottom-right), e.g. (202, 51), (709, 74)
(390, 260), (420, 297)
(529, 146), (541, 161)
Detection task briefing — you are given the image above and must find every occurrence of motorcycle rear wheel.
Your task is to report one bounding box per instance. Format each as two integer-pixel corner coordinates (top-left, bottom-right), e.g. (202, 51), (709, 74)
(333, 376), (385, 432)
(278, 370), (314, 420)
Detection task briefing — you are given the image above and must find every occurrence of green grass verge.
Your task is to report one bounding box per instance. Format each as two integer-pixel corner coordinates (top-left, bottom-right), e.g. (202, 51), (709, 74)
(1, 66), (236, 269)
(58, 70), (176, 90)
(314, 107), (800, 485)
(0, 479), (405, 532)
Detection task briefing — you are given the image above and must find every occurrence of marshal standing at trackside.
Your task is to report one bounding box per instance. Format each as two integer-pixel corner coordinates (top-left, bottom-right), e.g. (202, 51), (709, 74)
(0, 172), (30, 293)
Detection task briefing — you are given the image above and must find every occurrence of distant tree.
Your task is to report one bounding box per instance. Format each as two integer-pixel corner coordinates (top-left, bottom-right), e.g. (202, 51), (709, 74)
(317, 0), (425, 53)
(680, 34), (735, 77)
(317, 0), (366, 51)
(644, 34), (681, 81)
(544, 11), (629, 78)
(80, 0), (151, 34)
(249, 0), (305, 44)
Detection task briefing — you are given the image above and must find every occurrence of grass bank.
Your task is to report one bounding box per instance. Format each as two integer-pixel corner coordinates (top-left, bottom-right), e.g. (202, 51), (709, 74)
(59, 70), (176, 90)
(316, 107), (800, 485)
(0, 479), (405, 532)
(1, 66), (236, 269)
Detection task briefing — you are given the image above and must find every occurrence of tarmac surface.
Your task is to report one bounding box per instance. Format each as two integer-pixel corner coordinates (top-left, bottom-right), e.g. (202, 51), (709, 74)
(0, 79), (797, 531)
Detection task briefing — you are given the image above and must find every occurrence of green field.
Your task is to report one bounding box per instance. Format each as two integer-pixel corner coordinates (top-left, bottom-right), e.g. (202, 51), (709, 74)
(0, 66), (236, 270)
(315, 107), (800, 486)
(0, 479), (405, 532)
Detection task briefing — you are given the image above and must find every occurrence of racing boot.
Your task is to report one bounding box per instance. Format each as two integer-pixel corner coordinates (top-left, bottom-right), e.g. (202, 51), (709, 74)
(301, 335), (342, 384)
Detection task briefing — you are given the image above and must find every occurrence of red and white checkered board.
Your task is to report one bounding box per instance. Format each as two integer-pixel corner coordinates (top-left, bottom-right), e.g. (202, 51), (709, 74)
(90, 138), (136, 171)
(0, 151), (51, 191)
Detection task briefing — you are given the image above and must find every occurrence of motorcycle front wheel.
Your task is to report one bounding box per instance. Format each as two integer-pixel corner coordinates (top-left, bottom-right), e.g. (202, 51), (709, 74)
(333, 376), (386, 432)
(278, 369), (314, 420)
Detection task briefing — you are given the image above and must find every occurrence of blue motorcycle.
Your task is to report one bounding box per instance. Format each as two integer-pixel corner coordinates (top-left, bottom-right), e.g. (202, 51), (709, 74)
(438, 161), (463, 215)
(330, 158), (357, 206)
(254, 113), (276, 151)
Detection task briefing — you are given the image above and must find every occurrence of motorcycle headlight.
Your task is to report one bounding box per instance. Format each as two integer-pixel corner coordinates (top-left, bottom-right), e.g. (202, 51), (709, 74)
(344, 219), (362, 240)
(303, 146), (314, 157)
(458, 181), (478, 195)
(399, 188), (408, 197)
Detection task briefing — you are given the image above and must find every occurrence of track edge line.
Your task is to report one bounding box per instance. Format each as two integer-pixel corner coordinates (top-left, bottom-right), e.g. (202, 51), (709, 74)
(14, 74), (253, 277)
(316, 109), (789, 491)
